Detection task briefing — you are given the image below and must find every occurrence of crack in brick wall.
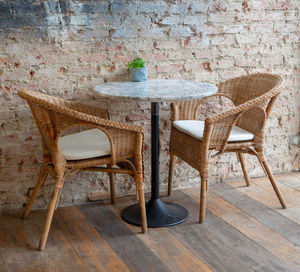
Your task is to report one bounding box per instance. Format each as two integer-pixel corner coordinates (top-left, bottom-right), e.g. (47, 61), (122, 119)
(0, 0), (299, 213)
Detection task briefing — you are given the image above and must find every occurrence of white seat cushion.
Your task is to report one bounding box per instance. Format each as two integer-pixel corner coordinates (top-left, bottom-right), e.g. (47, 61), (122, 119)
(173, 120), (254, 142)
(58, 129), (111, 160)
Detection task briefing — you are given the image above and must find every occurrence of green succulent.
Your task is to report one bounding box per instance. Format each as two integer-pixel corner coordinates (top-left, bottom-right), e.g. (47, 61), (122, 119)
(128, 57), (146, 70)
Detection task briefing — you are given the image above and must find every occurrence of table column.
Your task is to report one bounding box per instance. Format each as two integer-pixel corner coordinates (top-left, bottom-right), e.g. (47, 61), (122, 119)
(122, 102), (189, 227)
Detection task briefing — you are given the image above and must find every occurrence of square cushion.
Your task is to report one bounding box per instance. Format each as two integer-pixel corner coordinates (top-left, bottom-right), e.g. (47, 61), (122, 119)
(173, 120), (254, 142)
(58, 128), (111, 160)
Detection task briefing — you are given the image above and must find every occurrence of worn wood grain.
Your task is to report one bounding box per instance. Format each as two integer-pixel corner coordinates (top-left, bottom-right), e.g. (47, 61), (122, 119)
(212, 182), (300, 245)
(0, 215), (49, 272)
(0, 252), (8, 272)
(109, 196), (214, 272)
(290, 172), (300, 179)
(55, 206), (130, 272)
(80, 201), (171, 272)
(172, 190), (294, 272)
(166, 192), (254, 272)
(184, 187), (300, 271)
(274, 173), (300, 192)
(26, 210), (88, 272)
(169, 221), (253, 272)
(1, 173), (300, 272)
(251, 174), (300, 206)
(228, 178), (300, 225)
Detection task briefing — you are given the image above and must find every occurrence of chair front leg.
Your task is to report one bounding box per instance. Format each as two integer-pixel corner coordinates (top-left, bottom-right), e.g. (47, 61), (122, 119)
(256, 154), (286, 209)
(39, 174), (64, 251)
(54, 189), (62, 210)
(109, 172), (116, 204)
(199, 170), (209, 223)
(236, 153), (250, 186)
(168, 153), (176, 196)
(136, 182), (147, 233)
(22, 164), (49, 219)
(107, 164), (116, 204)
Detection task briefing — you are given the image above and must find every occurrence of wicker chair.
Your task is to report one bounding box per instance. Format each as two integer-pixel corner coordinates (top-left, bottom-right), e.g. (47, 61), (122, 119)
(18, 89), (147, 250)
(168, 73), (286, 223)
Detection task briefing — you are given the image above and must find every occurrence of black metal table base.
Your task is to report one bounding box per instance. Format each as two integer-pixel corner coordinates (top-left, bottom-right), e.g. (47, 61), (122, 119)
(122, 198), (188, 227)
(122, 102), (189, 227)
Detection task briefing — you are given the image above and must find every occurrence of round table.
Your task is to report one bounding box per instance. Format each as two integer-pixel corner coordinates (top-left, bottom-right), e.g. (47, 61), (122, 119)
(94, 80), (218, 227)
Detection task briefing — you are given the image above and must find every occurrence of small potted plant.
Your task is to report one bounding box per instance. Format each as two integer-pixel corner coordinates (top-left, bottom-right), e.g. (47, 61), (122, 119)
(128, 57), (147, 82)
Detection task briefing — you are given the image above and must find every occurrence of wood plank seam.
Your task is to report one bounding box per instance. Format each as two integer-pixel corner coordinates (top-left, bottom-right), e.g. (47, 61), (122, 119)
(182, 188), (300, 271)
(52, 219), (90, 272)
(107, 197), (214, 272)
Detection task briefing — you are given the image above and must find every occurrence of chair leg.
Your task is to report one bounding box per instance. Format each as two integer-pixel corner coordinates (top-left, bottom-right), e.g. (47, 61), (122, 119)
(237, 153), (250, 186)
(55, 189), (62, 210)
(136, 182), (147, 233)
(39, 175), (64, 251)
(199, 172), (208, 223)
(168, 153), (176, 196)
(257, 154), (286, 209)
(109, 172), (116, 204)
(22, 164), (49, 219)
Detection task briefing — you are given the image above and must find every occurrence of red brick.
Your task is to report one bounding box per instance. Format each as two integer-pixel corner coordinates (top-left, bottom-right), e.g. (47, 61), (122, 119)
(81, 53), (108, 63)
(154, 40), (181, 50)
(156, 63), (183, 73)
(0, 111), (15, 119)
(0, 57), (10, 64)
(111, 54), (135, 64)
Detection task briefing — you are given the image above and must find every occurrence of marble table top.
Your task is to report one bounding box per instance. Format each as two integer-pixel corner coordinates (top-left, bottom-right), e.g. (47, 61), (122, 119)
(94, 79), (217, 102)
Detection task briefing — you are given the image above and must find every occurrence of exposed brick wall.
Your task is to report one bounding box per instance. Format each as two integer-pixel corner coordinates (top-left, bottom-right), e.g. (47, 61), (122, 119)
(0, 0), (299, 213)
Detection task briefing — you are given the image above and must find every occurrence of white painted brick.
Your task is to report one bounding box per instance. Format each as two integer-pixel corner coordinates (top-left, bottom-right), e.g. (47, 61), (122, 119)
(161, 16), (181, 25)
(183, 15), (207, 25)
(169, 27), (193, 38)
(209, 34), (235, 46)
(209, 12), (236, 23)
(211, 58), (235, 69)
(235, 33), (260, 45)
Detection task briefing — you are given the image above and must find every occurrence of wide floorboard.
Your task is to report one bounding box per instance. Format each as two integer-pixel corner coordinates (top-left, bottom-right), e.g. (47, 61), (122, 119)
(1, 172), (300, 272)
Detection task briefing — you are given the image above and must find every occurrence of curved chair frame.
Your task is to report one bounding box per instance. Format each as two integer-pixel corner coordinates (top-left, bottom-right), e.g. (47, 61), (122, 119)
(168, 73), (286, 223)
(19, 89), (147, 250)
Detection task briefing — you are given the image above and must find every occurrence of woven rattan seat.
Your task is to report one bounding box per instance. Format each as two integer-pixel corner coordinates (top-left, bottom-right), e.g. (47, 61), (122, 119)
(168, 73), (286, 223)
(18, 89), (147, 250)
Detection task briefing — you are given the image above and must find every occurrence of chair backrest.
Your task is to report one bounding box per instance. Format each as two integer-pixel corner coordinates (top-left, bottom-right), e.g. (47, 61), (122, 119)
(217, 73), (282, 107)
(205, 73), (283, 152)
(18, 89), (87, 164)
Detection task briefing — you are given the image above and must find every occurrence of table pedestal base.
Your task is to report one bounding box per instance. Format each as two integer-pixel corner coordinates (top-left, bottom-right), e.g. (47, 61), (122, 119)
(122, 198), (188, 227)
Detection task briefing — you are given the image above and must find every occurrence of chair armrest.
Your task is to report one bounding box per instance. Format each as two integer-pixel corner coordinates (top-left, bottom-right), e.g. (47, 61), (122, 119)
(81, 113), (143, 133)
(206, 91), (273, 124)
(202, 94), (271, 152)
(42, 98), (143, 134)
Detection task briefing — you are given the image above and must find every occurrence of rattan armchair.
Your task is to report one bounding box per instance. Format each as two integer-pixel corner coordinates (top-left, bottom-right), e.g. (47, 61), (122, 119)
(18, 89), (147, 250)
(168, 73), (286, 223)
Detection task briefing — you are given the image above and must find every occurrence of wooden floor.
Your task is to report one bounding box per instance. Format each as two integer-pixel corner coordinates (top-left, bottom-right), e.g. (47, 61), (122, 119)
(1, 172), (300, 272)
